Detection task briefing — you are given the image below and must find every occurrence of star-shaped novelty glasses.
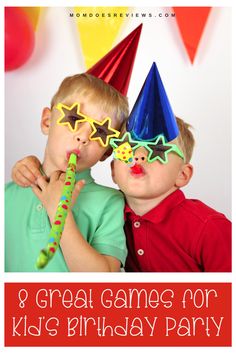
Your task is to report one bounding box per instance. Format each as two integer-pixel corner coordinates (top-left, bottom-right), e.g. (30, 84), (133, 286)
(56, 102), (120, 147)
(110, 132), (184, 164)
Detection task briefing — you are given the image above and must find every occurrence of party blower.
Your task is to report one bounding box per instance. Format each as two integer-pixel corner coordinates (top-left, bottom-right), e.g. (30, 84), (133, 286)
(36, 152), (77, 269)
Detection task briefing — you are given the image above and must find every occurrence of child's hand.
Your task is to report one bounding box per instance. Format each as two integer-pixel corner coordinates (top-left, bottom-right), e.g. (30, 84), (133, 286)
(12, 155), (42, 187)
(32, 171), (85, 223)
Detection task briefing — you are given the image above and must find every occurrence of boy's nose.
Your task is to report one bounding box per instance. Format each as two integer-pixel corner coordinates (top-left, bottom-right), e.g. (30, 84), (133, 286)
(74, 122), (91, 146)
(75, 136), (88, 145)
(133, 147), (148, 164)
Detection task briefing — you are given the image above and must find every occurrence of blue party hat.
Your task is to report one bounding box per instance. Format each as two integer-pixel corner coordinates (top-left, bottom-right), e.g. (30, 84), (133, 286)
(127, 62), (179, 142)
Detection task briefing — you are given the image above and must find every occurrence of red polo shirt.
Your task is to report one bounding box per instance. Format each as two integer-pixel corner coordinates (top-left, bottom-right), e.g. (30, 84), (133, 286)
(124, 189), (231, 272)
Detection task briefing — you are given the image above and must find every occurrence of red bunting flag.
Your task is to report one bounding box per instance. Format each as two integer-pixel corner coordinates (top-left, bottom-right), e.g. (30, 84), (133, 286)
(173, 7), (212, 63)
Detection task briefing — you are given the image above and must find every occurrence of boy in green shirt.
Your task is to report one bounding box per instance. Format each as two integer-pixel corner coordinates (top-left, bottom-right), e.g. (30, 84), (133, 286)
(6, 24), (143, 272)
(6, 73), (129, 272)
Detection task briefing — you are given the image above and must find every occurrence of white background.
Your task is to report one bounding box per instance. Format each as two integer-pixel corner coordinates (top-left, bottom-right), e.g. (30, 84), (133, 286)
(5, 5), (231, 218)
(1, 1), (235, 354)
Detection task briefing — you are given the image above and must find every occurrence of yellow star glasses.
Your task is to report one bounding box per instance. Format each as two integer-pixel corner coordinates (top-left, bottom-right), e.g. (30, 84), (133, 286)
(56, 102), (120, 147)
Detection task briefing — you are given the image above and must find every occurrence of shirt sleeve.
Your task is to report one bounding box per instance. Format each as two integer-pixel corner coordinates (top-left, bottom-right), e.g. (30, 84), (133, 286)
(91, 192), (127, 266)
(196, 217), (232, 272)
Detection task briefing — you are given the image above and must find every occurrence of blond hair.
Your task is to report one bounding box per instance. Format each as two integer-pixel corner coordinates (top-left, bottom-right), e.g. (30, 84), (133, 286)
(174, 117), (195, 163)
(50, 73), (129, 129)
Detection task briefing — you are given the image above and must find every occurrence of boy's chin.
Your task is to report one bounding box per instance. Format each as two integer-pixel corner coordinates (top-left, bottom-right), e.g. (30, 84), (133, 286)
(124, 187), (169, 200)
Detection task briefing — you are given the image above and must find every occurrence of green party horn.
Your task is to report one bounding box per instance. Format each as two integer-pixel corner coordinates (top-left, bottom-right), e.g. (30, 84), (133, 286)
(36, 152), (77, 269)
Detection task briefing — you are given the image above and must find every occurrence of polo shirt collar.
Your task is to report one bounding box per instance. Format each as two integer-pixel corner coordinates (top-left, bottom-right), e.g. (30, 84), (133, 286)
(124, 189), (185, 223)
(75, 169), (94, 185)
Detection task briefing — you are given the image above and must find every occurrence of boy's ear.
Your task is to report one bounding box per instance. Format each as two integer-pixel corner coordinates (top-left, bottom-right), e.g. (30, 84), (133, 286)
(175, 163), (193, 188)
(100, 147), (113, 161)
(41, 107), (52, 135)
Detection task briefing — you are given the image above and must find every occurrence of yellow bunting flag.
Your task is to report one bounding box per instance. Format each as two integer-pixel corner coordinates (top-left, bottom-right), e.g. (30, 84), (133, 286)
(74, 7), (129, 69)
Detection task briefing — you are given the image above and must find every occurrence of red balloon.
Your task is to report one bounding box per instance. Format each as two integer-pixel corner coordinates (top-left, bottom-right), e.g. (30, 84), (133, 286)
(5, 7), (35, 71)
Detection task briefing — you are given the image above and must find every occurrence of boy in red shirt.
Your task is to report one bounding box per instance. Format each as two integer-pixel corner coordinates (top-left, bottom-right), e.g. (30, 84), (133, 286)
(111, 117), (231, 272)
(110, 62), (231, 272)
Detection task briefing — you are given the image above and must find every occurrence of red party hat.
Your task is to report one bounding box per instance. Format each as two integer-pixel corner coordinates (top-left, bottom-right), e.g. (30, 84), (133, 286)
(87, 24), (142, 96)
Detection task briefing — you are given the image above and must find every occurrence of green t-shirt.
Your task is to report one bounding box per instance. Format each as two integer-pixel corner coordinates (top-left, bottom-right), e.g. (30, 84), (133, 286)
(5, 169), (127, 272)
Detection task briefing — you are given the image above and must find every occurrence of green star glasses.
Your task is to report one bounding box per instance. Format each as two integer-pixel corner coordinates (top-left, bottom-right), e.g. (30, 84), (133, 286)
(110, 132), (184, 164)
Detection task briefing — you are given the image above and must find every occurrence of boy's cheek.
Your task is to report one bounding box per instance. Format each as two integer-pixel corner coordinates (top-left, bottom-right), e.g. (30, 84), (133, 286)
(112, 160), (127, 184)
(111, 159), (123, 184)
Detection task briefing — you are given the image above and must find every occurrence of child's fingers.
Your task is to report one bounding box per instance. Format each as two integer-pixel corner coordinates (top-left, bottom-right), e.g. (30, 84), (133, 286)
(31, 184), (42, 199)
(12, 157), (41, 180)
(76, 179), (85, 189)
(73, 180), (85, 198)
(71, 180), (85, 207)
(59, 173), (66, 181)
(20, 164), (39, 184)
(12, 164), (36, 186)
(36, 175), (48, 191)
(12, 169), (34, 187)
(50, 171), (62, 182)
(26, 162), (42, 179)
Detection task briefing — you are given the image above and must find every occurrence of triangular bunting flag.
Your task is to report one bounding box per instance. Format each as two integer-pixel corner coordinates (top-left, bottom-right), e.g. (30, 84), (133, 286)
(173, 7), (212, 63)
(75, 7), (129, 69)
